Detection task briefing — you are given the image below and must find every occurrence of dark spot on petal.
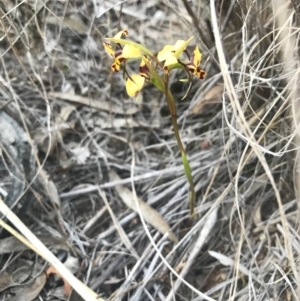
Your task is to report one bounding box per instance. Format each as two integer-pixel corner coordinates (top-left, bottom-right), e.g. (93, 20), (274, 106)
(198, 70), (206, 79)
(139, 65), (150, 78)
(114, 50), (123, 59)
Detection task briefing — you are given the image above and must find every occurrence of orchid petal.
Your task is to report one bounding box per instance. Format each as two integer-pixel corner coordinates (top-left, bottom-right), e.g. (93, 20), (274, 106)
(111, 61), (121, 72)
(139, 57), (150, 78)
(126, 74), (145, 98)
(164, 56), (178, 67)
(122, 45), (142, 59)
(157, 45), (174, 62)
(173, 37), (193, 57)
(192, 46), (202, 67)
(157, 37), (193, 71)
(196, 69), (206, 79)
(103, 41), (115, 57)
(113, 29), (128, 39)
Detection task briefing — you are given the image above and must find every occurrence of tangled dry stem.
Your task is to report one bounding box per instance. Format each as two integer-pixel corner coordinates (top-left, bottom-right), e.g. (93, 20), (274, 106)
(0, 0), (300, 300)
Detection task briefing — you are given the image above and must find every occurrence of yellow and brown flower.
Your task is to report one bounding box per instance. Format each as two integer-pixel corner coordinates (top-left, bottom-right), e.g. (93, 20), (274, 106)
(185, 46), (206, 79)
(157, 37), (205, 79)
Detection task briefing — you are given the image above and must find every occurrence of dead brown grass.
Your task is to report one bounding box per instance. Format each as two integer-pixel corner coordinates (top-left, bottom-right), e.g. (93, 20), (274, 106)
(0, 0), (299, 300)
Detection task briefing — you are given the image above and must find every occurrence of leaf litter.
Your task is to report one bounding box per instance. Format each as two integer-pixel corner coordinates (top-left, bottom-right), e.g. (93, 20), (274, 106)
(0, 0), (299, 300)
(109, 170), (178, 243)
(8, 273), (47, 301)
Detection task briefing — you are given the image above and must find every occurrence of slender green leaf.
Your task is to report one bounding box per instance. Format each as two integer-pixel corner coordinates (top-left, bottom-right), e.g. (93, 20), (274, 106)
(106, 38), (154, 57)
(143, 58), (165, 92)
(181, 152), (196, 215)
(165, 86), (196, 216)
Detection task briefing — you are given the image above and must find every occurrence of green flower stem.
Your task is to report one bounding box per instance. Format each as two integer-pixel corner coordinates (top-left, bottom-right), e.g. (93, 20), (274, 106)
(143, 57), (196, 216)
(104, 34), (201, 216)
(166, 89), (196, 216)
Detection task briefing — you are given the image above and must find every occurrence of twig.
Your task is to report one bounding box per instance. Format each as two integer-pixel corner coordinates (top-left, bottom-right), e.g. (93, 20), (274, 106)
(0, 196), (103, 301)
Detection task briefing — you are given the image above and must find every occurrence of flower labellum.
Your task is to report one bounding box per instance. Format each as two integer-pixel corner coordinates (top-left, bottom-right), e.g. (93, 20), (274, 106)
(126, 74), (145, 98)
(139, 57), (150, 79)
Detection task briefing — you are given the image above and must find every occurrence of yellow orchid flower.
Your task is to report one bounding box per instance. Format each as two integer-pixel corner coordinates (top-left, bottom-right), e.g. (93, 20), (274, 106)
(102, 29), (128, 57)
(102, 40), (115, 58)
(103, 30), (146, 73)
(114, 29), (128, 39)
(102, 40), (123, 72)
(126, 74), (145, 98)
(125, 57), (150, 98)
(124, 56), (151, 98)
(186, 46), (206, 79)
(102, 29), (206, 216)
(157, 37), (193, 70)
(102, 29), (129, 72)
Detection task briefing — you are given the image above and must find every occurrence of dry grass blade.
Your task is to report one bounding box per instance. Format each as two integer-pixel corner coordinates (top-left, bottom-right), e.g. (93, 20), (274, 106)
(272, 0), (300, 294)
(38, 169), (61, 209)
(46, 16), (89, 34)
(34, 105), (76, 154)
(48, 92), (138, 115)
(165, 208), (218, 301)
(2, 0), (300, 299)
(210, 0), (296, 299)
(109, 170), (178, 243)
(46, 256), (80, 297)
(0, 235), (69, 254)
(0, 197), (103, 301)
(208, 251), (259, 282)
(98, 188), (139, 258)
(190, 85), (223, 115)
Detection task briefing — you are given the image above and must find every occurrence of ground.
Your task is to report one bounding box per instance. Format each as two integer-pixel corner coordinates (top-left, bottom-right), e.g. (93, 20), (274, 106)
(0, 0), (299, 301)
